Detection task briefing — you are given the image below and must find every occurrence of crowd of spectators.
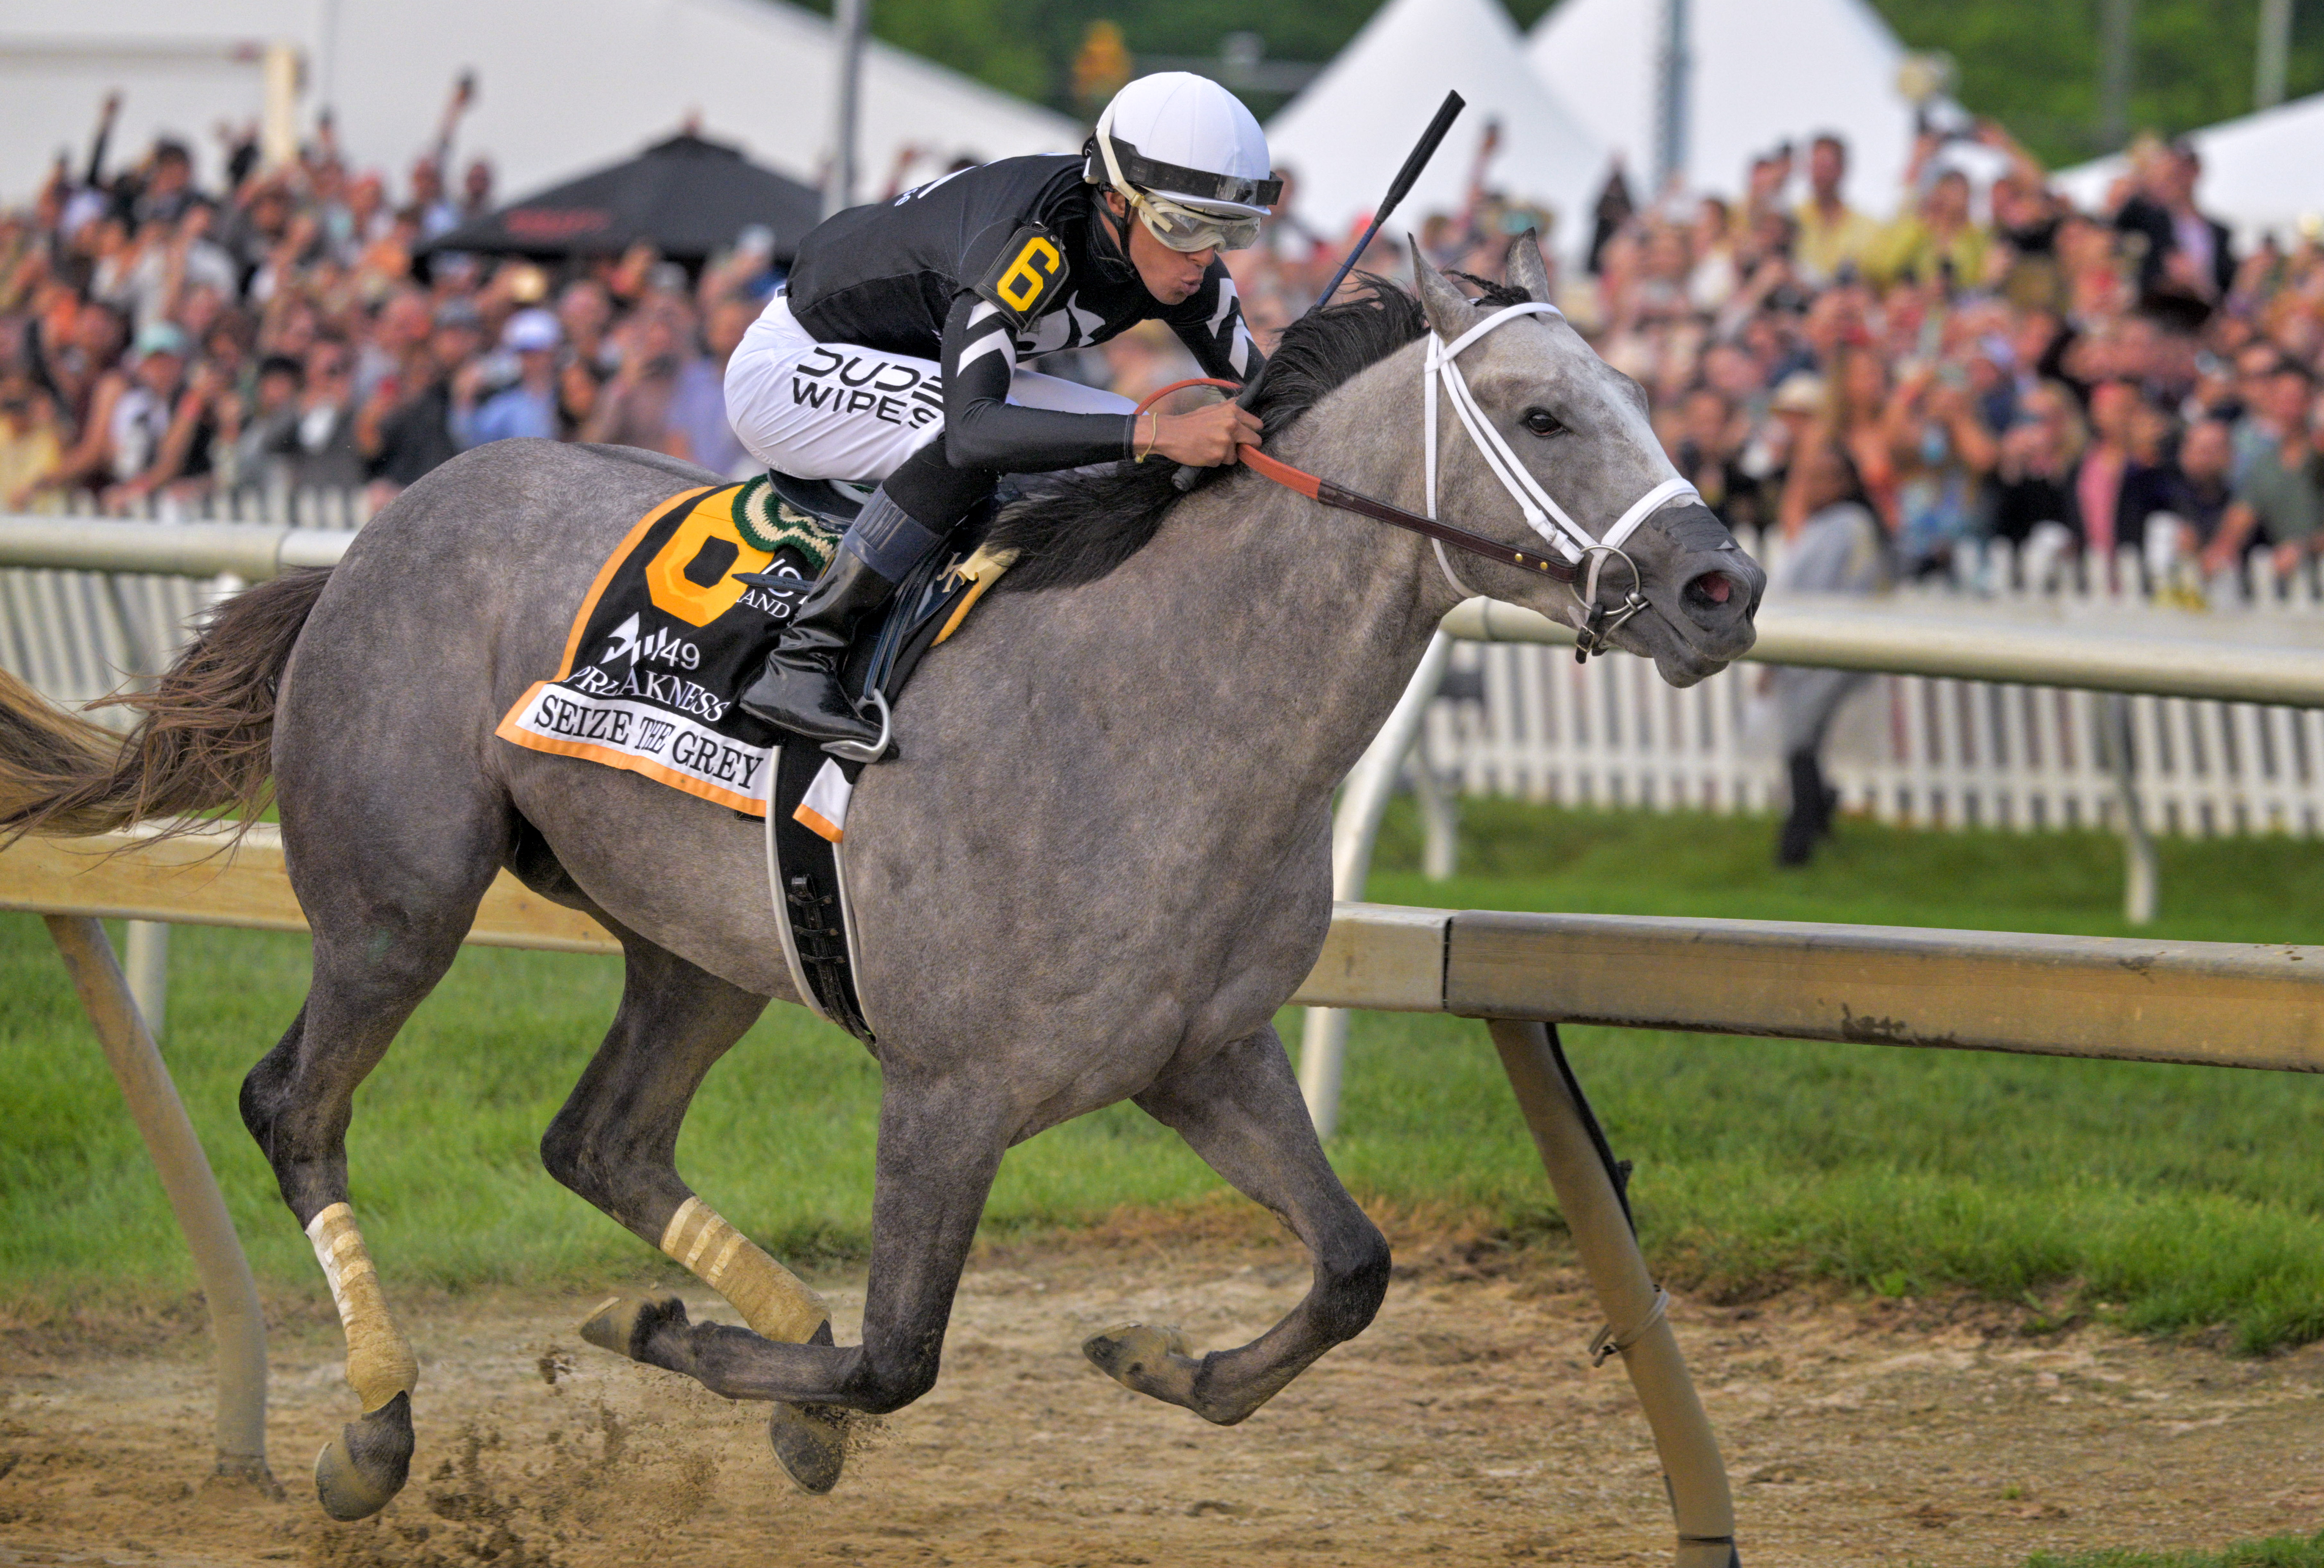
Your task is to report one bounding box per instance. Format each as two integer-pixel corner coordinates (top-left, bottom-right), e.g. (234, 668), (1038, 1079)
(1298, 118), (2324, 865)
(0, 92), (770, 518)
(1377, 123), (2320, 593)
(6, 86), (2323, 603)
(1124, 116), (2324, 597)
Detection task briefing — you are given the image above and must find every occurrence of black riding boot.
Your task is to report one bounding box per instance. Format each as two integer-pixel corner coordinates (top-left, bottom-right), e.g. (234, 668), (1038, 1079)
(740, 466), (979, 745)
(738, 550), (896, 746)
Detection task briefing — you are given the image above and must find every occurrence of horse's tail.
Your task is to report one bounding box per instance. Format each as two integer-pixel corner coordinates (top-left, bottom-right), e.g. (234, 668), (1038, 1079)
(0, 566), (332, 841)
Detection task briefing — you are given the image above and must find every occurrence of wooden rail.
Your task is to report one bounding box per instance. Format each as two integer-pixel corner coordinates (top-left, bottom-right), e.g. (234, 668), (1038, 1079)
(8, 827), (2319, 1071)
(1307, 905), (2324, 1072)
(0, 824), (618, 952)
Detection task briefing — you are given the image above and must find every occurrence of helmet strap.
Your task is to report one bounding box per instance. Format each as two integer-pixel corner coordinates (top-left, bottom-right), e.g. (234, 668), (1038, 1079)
(1092, 103), (1142, 210)
(1089, 186), (1141, 284)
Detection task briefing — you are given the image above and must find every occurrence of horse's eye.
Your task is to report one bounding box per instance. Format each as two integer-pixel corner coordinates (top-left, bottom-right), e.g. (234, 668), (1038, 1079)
(1523, 409), (1564, 437)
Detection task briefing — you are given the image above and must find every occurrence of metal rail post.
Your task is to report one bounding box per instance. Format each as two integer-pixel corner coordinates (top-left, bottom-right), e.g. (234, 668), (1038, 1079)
(1490, 1019), (1738, 1568)
(124, 921), (170, 1045)
(44, 915), (275, 1490)
(1300, 633), (1452, 1137)
(1410, 732), (1460, 882)
(2106, 694), (2158, 926)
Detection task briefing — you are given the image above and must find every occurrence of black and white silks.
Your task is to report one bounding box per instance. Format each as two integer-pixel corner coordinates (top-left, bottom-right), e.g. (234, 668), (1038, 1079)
(783, 154), (1261, 476)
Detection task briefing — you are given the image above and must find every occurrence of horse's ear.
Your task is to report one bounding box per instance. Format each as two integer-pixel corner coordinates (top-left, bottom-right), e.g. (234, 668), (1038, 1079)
(1506, 231), (1553, 305)
(1411, 249), (1476, 342)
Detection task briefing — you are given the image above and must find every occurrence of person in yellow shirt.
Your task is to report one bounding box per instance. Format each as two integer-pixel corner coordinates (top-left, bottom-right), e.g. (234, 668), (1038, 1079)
(1792, 134), (1884, 286)
(0, 374), (64, 511)
(1874, 162), (1993, 291)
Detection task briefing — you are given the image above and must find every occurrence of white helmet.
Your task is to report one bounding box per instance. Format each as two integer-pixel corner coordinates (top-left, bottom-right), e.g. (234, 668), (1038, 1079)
(1086, 72), (1280, 252)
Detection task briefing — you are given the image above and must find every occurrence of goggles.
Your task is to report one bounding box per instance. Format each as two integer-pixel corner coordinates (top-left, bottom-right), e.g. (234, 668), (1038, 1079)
(1089, 117), (1277, 255)
(1127, 189), (1263, 253)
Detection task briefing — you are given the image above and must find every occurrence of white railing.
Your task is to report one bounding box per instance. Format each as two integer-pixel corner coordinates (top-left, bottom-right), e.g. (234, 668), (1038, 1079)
(1425, 526), (2324, 842)
(0, 487), (374, 715)
(1303, 587), (2324, 1132)
(39, 484), (378, 529)
(7, 499), (2324, 842)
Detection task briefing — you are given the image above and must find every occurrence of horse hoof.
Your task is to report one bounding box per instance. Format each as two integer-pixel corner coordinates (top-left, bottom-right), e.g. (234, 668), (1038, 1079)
(1082, 1323), (1195, 1398)
(580, 1291), (687, 1361)
(313, 1390), (413, 1521)
(768, 1401), (849, 1494)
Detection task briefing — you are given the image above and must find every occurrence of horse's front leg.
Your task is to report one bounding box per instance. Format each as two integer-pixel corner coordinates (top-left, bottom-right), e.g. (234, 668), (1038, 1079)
(615, 1070), (1009, 1417)
(1085, 1021), (1391, 1423)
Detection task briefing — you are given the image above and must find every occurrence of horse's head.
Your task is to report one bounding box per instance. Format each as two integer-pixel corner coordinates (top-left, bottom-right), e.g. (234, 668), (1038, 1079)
(1409, 235), (1763, 686)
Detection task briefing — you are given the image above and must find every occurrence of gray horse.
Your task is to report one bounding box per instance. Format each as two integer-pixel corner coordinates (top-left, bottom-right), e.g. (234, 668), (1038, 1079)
(1, 241), (1760, 1517)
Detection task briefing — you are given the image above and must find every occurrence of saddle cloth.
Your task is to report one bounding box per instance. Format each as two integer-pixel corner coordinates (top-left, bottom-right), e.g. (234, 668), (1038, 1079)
(497, 474), (1009, 1044)
(495, 476), (839, 816)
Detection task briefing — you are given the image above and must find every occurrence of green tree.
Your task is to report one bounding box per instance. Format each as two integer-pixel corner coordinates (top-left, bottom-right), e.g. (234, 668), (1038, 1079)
(789, 0), (1052, 103)
(783, 0), (2324, 168)
(1868, 0), (2324, 166)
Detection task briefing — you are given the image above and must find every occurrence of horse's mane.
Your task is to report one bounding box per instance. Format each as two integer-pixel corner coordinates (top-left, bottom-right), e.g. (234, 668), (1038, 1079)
(987, 275), (1432, 594)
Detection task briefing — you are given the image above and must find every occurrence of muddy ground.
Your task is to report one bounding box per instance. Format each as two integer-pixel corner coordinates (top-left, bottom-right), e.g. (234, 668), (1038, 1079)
(3, 1235), (2320, 1568)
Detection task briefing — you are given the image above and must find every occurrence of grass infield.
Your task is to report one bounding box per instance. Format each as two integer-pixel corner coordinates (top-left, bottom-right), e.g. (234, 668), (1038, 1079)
(3, 800), (2321, 1363)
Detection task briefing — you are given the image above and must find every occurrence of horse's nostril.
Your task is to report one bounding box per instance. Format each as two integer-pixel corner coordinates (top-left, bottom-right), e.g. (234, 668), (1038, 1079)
(1685, 572), (1734, 609)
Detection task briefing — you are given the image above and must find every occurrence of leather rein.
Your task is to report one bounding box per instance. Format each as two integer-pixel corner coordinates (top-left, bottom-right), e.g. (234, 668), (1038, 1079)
(1133, 377), (1584, 587)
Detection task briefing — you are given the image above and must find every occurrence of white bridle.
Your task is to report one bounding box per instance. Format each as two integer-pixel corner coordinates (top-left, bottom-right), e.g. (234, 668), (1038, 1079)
(1423, 301), (1699, 651)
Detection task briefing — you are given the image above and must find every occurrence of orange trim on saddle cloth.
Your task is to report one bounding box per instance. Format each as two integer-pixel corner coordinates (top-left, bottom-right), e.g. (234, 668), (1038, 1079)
(493, 682), (771, 815)
(791, 757), (854, 843)
(494, 483), (777, 818)
(552, 486), (716, 678)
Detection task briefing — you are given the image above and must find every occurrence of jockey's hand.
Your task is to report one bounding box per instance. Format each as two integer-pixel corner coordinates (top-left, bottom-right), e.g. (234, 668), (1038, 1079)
(1153, 401), (1262, 467)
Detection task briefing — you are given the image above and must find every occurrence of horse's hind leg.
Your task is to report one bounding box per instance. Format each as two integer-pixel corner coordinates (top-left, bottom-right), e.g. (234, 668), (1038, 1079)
(240, 846), (500, 1519)
(604, 1072), (1010, 1419)
(1085, 1021), (1391, 1425)
(539, 937), (850, 1492)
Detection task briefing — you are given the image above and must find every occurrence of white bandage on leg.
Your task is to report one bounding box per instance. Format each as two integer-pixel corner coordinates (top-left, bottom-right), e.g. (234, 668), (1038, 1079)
(306, 1202), (419, 1411)
(659, 1197), (831, 1343)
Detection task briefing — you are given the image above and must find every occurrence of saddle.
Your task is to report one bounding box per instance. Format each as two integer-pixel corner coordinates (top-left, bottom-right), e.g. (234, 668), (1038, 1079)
(741, 473), (1015, 757)
(764, 471), (866, 529)
(497, 472), (1016, 1047)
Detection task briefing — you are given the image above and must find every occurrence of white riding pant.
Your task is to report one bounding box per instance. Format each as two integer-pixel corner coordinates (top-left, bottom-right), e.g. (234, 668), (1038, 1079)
(723, 294), (1133, 484)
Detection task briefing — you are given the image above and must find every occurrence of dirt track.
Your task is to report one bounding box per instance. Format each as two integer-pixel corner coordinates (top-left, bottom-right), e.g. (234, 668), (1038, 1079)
(3, 1237), (2321, 1568)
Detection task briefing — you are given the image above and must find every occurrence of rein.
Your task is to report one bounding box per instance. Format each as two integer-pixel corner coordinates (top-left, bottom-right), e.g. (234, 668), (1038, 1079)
(1135, 379), (1581, 586)
(1137, 300), (1700, 660)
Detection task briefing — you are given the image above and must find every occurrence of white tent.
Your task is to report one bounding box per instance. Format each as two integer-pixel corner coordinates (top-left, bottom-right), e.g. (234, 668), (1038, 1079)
(1524, 0), (1918, 214)
(2055, 93), (2324, 244)
(0, 0), (1082, 206)
(1266, 0), (1606, 256)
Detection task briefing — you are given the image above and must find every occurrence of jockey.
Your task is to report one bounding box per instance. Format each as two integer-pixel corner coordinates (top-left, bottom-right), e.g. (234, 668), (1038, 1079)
(726, 72), (1277, 746)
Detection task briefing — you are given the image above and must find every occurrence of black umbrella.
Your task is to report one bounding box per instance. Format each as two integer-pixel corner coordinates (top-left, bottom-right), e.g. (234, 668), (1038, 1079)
(422, 131), (823, 263)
